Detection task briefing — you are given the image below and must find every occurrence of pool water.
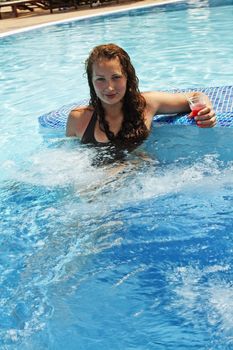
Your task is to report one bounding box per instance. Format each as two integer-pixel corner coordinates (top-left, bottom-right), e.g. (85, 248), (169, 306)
(0, 1), (233, 349)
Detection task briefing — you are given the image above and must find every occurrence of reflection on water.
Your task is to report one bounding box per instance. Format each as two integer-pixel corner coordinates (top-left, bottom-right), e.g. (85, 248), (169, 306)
(1, 126), (233, 349)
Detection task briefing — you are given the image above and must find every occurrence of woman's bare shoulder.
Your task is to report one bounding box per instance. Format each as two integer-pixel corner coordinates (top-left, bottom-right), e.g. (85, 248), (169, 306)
(66, 106), (94, 137)
(69, 106), (94, 118)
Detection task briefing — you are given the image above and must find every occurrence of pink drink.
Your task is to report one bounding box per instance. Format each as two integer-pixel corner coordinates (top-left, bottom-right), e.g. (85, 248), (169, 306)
(190, 102), (206, 116)
(188, 94), (206, 117)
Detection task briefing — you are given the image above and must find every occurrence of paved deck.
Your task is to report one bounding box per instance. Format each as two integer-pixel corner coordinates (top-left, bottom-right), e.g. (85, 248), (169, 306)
(0, 0), (170, 35)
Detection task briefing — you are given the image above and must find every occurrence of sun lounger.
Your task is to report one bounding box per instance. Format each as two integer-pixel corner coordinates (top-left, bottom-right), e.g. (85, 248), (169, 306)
(0, 0), (78, 18)
(0, 0), (39, 18)
(35, 0), (78, 13)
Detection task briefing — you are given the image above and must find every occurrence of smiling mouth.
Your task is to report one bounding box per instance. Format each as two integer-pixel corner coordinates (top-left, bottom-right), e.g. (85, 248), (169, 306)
(105, 94), (117, 98)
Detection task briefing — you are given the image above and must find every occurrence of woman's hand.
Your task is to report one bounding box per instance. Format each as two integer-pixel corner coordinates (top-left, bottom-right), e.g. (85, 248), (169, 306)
(189, 105), (217, 128)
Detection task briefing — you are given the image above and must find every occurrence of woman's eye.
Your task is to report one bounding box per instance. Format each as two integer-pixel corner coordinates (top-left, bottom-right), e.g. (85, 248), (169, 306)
(96, 77), (105, 81)
(113, 75), (121, 80)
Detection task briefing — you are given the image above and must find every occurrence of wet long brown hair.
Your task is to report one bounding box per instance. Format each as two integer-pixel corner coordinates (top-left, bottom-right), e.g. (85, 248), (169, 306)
(85, 43), (149, 144)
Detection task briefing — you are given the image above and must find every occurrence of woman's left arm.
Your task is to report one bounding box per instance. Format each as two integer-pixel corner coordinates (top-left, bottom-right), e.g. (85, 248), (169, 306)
(143, 91), (216, 128)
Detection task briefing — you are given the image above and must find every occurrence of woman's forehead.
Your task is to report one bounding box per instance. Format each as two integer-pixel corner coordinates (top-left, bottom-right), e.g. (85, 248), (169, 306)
(92, 57), (123, 74)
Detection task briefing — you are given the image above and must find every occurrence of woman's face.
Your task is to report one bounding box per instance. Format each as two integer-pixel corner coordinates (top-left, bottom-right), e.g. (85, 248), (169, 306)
(92, 57), (127, 106)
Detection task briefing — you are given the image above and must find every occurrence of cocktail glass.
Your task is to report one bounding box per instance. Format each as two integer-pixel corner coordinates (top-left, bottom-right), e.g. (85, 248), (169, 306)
(188, 94), (206, 117)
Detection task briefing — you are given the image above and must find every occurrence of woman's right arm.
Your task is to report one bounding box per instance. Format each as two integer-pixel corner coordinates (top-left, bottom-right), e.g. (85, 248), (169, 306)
(66, 107), (93, 137)
(66, 111), (79, 137)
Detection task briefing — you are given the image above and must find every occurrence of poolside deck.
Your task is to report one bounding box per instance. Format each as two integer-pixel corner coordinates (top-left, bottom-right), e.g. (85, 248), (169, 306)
(0, 0), (169, 35)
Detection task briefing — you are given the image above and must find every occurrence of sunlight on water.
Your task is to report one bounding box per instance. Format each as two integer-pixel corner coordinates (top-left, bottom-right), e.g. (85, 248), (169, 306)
(168, 266), (233, 348)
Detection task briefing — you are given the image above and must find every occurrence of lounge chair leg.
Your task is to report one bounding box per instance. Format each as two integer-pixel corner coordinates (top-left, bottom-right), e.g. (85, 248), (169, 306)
(49, 0), (53, 13)
(12, 4), (18, 17)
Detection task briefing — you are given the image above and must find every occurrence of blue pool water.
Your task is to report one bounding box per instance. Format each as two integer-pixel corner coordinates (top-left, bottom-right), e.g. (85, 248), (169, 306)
(0, 1), (233, 349)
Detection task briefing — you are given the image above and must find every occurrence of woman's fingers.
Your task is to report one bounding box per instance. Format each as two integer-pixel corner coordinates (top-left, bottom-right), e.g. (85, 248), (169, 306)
(196, 115), (217, 128)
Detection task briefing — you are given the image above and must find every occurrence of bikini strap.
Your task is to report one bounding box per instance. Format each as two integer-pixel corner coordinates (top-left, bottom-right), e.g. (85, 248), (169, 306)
(81, 109), (98, 144)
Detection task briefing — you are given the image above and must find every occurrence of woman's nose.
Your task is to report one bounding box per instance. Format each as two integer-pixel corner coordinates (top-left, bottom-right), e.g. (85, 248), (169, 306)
(105, 79), (114, 90)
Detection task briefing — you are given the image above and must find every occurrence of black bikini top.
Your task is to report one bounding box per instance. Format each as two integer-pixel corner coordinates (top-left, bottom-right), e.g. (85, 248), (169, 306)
(80, 109), (128, 165)
(81, 109), (100, 145)
(80, 109), (145, 165)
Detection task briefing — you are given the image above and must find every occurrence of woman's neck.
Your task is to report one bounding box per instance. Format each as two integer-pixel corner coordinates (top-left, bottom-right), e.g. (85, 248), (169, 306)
(101, 102), (124, 135)
(102, 101), (123, 119)
(103, 104), (123, 125)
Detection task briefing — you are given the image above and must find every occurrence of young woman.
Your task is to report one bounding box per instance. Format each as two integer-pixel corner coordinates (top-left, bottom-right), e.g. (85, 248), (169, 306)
(66, 43), (216, 148)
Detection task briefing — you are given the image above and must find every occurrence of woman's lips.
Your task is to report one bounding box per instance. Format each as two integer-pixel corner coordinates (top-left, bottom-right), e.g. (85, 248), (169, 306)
(105, 93), (117, 99)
